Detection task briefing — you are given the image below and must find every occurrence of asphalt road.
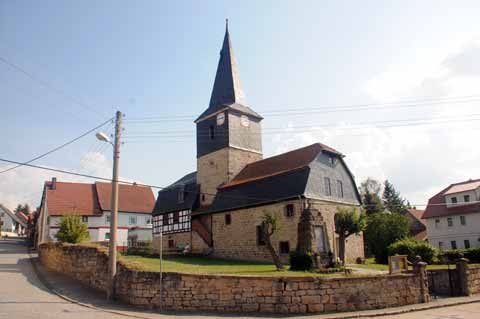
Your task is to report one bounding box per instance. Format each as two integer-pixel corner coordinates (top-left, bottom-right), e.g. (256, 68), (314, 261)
(0, 238), (479, 319)
(0, 238), (126, 319)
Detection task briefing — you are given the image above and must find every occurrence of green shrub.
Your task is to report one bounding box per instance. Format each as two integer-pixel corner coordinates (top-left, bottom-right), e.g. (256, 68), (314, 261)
(364, 213), (411, 264)
(388, 238), (437, 264)
(439, 248), (480, 263)
(289, 250), (314, 271)
(55, 215), (90, 244)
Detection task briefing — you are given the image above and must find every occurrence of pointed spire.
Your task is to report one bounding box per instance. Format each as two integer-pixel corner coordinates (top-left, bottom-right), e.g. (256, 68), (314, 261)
(208, 20), (246, 109)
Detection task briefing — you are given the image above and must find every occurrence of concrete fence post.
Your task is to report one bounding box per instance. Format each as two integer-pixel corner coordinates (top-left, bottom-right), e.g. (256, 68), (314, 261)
(413, 256), (429, 303)
(456, 257), (470, 296)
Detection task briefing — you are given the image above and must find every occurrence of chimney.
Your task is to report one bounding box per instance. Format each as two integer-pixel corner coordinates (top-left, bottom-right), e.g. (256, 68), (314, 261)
(51, 177), (57, 190)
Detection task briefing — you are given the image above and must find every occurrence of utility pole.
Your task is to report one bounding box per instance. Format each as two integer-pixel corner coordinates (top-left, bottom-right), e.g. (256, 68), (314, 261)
(107, 110), (122, 300)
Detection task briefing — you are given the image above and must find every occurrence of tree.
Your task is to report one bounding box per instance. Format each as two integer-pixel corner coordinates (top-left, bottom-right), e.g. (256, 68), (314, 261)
(334, 207), (366, 264)
(14, 203), (31, 215)
(55, 215), (90, 244)
(359, 178), (384, 215)
(359, 178), (382, 195)
(364, 213), (410, 264)
(382, 180), (407, 214)
(261, 213), (284, 271)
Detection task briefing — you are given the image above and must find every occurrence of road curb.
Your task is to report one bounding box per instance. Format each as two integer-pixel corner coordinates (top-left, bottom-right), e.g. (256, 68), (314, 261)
(28, 248), (480, 319)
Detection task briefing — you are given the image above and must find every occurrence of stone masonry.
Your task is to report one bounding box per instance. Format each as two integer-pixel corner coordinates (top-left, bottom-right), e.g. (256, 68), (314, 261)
(38, 243), (435, 314)
(212, 199), (364, 264)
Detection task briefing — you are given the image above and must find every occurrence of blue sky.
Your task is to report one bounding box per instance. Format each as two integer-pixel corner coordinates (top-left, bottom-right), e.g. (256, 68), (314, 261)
(1, 1), (480, 208)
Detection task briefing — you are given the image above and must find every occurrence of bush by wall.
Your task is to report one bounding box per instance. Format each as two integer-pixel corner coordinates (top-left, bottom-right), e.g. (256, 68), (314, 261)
(388, 238), (437, 264)
(439, 248), (480, 264)
(289, 250), (314, 271)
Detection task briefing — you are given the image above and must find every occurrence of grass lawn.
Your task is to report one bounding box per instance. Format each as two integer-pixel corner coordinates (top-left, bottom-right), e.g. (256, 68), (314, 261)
(121, 255), (343, 277)
(350, 258), (480, 271)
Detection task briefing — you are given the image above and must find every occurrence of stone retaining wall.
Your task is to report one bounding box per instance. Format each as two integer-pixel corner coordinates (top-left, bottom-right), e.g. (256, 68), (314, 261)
(39, 243), (426, 314)
(468, 267), (480, 294)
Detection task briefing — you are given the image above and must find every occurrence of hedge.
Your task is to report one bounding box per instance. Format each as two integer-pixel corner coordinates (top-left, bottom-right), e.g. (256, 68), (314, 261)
(388, 238), (437, 264)
(438, 247), (480, 263)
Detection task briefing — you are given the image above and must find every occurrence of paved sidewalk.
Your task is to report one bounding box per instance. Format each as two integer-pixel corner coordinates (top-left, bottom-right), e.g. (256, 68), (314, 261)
(30, 248), (480, 319)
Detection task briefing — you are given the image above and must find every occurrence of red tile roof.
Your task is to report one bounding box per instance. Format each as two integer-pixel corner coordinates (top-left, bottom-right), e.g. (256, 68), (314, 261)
(44, 181), (155, 216)
(406, 209), (426, 226)
(95, 182), (155, 214)
(423, 178), (480, 219)
(221, 143), (342, 189)
(414, 230), (427, 241)
(46, 182), (101, 216)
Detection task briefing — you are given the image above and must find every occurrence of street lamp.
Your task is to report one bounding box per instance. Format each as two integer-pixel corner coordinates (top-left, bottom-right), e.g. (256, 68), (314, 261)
(97, 111), (122, 300)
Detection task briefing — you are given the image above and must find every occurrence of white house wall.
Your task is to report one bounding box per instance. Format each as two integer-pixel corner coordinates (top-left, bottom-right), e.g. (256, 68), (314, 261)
(48, 211), (152, 245)
(426, 213), (480, 250)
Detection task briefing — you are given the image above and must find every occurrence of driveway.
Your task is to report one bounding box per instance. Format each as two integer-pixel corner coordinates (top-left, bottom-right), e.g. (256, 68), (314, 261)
(0, 238), (479, 319)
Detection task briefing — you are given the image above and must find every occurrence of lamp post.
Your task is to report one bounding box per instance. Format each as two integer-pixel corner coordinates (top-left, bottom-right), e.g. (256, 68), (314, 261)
(97, 111), (122, 300)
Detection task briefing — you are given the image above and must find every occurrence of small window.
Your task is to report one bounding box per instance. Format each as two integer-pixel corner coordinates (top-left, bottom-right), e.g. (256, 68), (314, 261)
(209, 125), (215, 140)
(324, 177), (332, 196)
(451, 197), (457, 204)
(460, 215), (466, 225)
(145, 217), (151, 225)
(82, 216), (88, 223)
(451, 241), (457, 250)
(256, 225), (266, 246)
(439, 241), (444, 251)
(201, 194), (206, 202)
(163, 214), (169, 225)
(129, 216), (137, 225)
(447, 217), (453, 227)
(105, 232), (110, 240)
(464, 195), (470, 202)
(464, 240), (471, 249)
(106, 214), (111, 223)
(279, 241), (290, 254)
(168, 239), (175, 248)
(178, 186), (185, 203)
(285, 204), (295, 217)
(173, 212), (179, 224)
(337, 180), (344, 198)
(225, 214), (231, 225)
(435, 219), (440, 228)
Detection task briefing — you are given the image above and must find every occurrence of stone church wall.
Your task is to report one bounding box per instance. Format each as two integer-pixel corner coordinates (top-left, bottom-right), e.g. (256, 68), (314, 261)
(211, 199), (364, 264)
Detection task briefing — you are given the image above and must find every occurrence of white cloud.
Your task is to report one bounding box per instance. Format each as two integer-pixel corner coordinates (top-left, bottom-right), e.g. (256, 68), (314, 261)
(272, 38), (480, 206)
(0, 151), (111, 211)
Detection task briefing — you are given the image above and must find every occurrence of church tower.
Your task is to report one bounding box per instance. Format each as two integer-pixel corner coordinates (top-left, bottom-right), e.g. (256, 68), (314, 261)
(195, 22), (263, 205)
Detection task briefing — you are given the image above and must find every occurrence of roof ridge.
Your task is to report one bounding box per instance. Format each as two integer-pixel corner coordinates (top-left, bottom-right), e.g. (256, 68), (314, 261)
(449, 178), (480, 187)
(242, 143), (322, 168)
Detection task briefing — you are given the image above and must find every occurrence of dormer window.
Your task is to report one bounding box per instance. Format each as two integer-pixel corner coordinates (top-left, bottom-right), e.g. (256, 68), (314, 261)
(178, 185), (185, 203)
(451, 197), (457, 204)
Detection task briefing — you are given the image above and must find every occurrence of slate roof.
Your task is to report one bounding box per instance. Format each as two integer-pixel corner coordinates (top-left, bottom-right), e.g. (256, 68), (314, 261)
(152, 172), (199, 216)
(197, 143), (357, 215)
(42, 181), (155, 216)
(423, 178), (480, 219)
(221, 143), (343, 189)
(195, 22), (262, 122)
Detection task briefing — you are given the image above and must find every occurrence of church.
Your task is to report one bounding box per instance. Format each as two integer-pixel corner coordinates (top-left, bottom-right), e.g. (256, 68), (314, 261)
(152, 24), (364, 264)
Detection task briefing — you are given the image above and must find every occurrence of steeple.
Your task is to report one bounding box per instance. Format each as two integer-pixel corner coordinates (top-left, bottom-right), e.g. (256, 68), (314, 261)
(209, 19), (246, 109)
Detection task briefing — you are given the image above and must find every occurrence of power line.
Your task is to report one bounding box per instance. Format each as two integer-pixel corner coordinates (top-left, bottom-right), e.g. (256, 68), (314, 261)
(0, 117), (114, 174)
(124, 95), (480, 122)
(123, 116), (480, 141)
(124, 113), (480, 136)
(0, 156), (469, 208)
(0, 55), (110, 119)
